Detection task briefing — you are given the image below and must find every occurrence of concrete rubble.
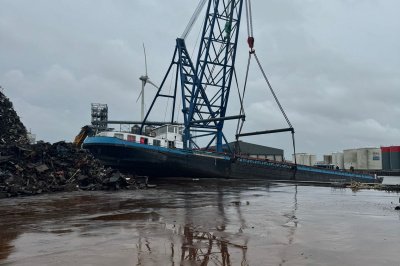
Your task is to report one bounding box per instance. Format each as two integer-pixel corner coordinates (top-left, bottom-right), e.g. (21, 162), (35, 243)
(0, 91), (139, 198)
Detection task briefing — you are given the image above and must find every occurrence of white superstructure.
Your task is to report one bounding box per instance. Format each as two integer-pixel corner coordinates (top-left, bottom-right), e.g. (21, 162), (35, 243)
(97, 125), (184, 149)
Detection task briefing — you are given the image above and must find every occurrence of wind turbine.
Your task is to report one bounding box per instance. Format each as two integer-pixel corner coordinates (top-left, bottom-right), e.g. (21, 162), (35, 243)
(137, 43), (159, 122)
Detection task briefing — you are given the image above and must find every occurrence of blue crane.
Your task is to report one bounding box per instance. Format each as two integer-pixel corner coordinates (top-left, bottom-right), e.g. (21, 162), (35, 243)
(141, 0), (295, 158)
(140, 0), (245, 152)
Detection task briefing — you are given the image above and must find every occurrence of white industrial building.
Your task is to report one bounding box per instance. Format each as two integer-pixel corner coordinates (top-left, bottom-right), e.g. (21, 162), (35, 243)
(332, 152), (344, 169)
(300, 147), (382, 170)
(343, 149), (358, 169)
(292, 153), (317, 166)
(342, 147), (382, 170)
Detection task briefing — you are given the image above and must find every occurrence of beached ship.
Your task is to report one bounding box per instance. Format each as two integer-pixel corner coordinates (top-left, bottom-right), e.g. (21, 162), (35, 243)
(83, 124), (377, 183)
(83, 0), (378, 183)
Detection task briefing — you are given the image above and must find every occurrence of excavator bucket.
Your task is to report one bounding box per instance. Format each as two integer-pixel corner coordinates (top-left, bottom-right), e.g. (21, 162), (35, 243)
(73, 126), (92, 148)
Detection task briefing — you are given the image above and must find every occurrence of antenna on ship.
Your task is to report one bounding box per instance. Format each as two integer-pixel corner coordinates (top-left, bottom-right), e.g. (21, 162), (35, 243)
(138, 43), (159, 122)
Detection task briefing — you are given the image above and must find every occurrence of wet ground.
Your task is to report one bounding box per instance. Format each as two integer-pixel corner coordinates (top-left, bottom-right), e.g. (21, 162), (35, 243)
(1, 178), (399, 266)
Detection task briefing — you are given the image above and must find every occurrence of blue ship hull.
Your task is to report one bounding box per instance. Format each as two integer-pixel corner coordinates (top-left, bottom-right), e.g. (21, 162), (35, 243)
(82, 137), (379, 183)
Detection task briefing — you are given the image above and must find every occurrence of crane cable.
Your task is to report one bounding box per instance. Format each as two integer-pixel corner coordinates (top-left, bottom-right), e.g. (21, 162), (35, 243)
(252, 52), (298, 175)
(237, 0), (297, 175)
(236, 53), (251, 136)
(245, 0), (250, 38)
(233, 54), (249, 135)
(244, 0), (293, 128)
(236, 0), (253, 138)
(253, 53), (292, 129)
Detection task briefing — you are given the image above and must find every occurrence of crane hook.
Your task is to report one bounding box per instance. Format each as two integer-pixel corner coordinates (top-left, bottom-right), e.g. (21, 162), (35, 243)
(247, 37), (255, 54)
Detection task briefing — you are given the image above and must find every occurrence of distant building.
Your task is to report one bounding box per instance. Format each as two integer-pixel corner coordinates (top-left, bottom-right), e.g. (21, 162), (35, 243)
(208, 140), (284, 161)
(381, 146), (400, 170)
(323, 155), (332, 164)
(91, 103), (108, 131)
(27, 133), (36, 144)
(292, 153), (317, 166)
(332, 152), (344, 169)
(343, 148), (382, 170)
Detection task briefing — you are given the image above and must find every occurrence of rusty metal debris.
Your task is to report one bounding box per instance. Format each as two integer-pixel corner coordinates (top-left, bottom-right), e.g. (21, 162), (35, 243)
(0, 90), (145, 198)
(0, 92), (30, 146)
(0, 140), (141, 197)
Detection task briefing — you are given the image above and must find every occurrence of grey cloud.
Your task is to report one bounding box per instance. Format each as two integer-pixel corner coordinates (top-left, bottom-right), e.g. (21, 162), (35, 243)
(1, 0), (399, 159)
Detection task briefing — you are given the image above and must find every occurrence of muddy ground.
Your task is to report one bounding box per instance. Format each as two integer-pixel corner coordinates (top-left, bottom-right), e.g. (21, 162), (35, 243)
(1, 178), (399, 266)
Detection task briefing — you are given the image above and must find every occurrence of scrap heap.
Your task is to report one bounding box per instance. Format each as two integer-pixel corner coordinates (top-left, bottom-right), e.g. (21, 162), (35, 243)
(0, 91), (30, 145)
(0, 91), (135, 198)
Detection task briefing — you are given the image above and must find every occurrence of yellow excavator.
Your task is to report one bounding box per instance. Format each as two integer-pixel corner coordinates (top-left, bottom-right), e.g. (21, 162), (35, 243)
(73, 125), (94, 148)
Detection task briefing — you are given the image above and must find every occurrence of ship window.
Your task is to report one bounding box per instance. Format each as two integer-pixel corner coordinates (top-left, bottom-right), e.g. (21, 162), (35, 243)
(153, 139), (161, 147)
(157, 127), (167, 134)
(140, 137), (148, 144)
(168, 126), (174, 133)
(127, 135), (136, 142)
(114, 133), (124, 140)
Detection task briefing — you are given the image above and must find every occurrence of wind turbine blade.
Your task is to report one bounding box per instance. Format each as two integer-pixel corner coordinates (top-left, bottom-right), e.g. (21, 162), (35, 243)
(136, 92), (142, 102)
(143, 43), (148, 76)
(147, 79), (159, 89)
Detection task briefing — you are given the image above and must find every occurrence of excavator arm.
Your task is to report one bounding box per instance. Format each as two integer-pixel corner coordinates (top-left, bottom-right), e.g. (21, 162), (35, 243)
(73, 125), (94, 148)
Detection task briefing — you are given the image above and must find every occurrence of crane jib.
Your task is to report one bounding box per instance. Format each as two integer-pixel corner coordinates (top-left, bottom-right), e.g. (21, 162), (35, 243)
(141, 0), (294, 157)
(142, 0), (245, 153)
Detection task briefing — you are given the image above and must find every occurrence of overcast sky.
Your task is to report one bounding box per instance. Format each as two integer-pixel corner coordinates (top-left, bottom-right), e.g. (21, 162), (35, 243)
(1, 0), (399, 160)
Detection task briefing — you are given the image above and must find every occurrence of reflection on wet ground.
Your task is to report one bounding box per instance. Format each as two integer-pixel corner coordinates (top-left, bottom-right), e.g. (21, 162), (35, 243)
(0, 178), (399, 265)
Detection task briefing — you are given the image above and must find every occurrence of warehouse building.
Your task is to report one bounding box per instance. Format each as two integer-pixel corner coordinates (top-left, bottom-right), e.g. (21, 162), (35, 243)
(208, 140), (284, 161)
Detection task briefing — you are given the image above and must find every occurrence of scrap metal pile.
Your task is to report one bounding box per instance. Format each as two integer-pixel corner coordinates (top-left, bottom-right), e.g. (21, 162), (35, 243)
(0, 91), (135, 198)
(0, 91), (30, 145)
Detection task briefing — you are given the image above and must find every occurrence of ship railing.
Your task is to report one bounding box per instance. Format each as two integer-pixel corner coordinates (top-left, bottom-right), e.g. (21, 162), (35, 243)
(193, 149), (233, 159)
(234, 157), (293, 170)
(193, 148), (232, 156)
